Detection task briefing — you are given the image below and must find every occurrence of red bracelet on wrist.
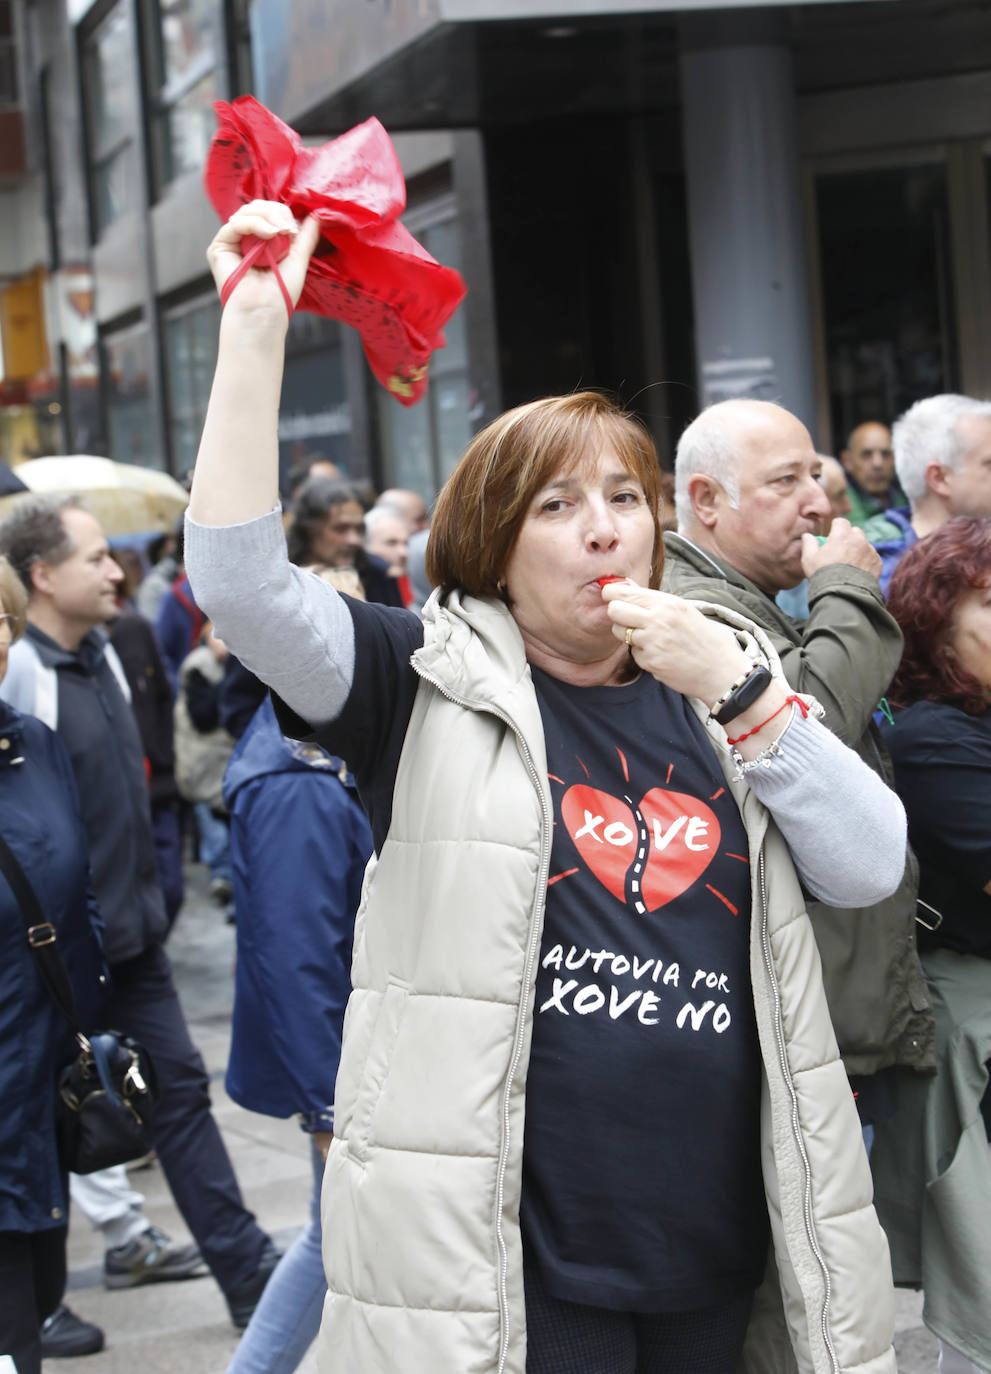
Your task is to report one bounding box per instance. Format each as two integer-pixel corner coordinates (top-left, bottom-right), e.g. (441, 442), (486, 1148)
(725, 695), (810, 748)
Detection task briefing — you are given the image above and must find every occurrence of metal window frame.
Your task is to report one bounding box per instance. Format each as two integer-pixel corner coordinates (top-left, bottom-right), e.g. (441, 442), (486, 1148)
(372, 189), (472, 497)
(78, 1), (137, 238)
(142, 0), (222, 196)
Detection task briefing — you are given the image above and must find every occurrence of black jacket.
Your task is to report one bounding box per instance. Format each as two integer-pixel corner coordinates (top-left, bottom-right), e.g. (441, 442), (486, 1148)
(110, 611), (180, 809)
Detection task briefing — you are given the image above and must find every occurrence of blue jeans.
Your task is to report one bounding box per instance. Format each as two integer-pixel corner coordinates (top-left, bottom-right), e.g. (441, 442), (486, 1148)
(226, 1138), (326, 1374)
(194, 803), (232, 883)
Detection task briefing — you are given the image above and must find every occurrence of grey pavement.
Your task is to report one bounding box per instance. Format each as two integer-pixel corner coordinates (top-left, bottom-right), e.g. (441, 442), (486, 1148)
(45, 858), (937, 1373)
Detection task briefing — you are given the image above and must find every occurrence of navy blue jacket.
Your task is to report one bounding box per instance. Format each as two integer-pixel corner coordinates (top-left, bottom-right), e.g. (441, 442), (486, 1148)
(0, 702), (105, 1232)
(223, 697), (372, 1131)
(3, 626), (168, 964)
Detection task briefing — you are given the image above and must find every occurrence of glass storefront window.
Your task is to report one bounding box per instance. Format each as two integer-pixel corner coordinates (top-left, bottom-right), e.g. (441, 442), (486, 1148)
(379, 390), (433, 497)
(165, 71), (217, 180)
(816, 163), (958, 443)
(375, 202), (471, 502)
(82, 5), (135, 233)
(163, 293), (221, 477)
(104, 323), (155, 467)
(157, 0), (215, 83)
(94, 146), (132, 231)
(278, 313), (352, 491)
(148, 0), (218, 191)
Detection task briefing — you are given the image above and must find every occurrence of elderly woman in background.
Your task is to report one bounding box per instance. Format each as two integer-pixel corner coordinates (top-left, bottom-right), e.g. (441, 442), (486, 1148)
(871, 517), (991, 1374)
(185, 200), (908, 1374)
(0, 556), (104, 1373)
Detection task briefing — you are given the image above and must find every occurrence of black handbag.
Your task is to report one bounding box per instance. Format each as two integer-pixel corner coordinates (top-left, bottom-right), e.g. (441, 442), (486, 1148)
(0, 833), (159, 1174)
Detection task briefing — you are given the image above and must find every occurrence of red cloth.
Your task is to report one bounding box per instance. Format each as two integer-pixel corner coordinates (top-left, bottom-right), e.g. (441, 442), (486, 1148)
(204, 97), (466, 406)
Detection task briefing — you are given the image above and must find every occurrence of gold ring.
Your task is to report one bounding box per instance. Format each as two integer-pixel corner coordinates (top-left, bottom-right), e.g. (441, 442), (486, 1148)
(624, 626), (635, 648)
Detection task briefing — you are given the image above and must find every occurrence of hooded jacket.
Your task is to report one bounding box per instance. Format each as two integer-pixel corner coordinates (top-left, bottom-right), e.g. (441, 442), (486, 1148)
(1, 625), (167, 964)
(222, 696), (372, 1130)
(316, 589), (898, 1374)
(662, 532), (934, 1078)
(860, 507), (917, 597)
(174, 643), (236, 810)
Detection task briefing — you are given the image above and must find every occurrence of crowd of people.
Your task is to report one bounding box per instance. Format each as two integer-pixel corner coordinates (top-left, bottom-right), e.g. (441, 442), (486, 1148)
(1, 192), (990, 1374)
(0, 450), (428, 1371)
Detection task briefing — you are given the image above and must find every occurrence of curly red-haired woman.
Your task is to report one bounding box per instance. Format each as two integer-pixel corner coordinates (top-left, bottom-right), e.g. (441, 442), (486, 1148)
(871, 515), (991, 1374)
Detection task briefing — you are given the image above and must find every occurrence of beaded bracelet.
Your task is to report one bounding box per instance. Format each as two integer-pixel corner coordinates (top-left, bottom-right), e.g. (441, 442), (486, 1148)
(731, 734), (786, 781)
(709, 662), (758, 718)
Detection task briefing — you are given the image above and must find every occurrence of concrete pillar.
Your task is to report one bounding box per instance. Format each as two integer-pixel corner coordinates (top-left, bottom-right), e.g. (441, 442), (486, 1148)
(679, 36), (816, 428)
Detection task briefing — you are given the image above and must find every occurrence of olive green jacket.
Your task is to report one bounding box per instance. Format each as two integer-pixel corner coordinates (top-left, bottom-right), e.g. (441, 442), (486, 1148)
(662, 532), (934, 1076)
(845, 479), (907, 530)
(871, 947), (991, 1370)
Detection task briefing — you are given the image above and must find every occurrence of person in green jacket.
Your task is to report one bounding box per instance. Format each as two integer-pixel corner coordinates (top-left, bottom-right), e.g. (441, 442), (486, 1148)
(665, 398), (935, 1135)
(840, 420), (906, 526)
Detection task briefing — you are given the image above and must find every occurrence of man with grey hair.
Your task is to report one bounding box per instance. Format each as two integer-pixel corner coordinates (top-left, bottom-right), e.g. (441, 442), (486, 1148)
(864, 394), (991, 594)
(0, 494), (280, 1349)
(374, 487), (429, 532)
(364, 505), (410, 579)
(664, 398), (933, 1138)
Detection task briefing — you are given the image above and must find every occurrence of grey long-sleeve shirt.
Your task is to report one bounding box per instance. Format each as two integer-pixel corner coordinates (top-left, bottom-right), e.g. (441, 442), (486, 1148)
(186, 508), (907, 908)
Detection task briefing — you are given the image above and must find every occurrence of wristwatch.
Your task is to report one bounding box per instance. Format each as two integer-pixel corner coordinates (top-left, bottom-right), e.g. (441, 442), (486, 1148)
(711, 665), (774, 726)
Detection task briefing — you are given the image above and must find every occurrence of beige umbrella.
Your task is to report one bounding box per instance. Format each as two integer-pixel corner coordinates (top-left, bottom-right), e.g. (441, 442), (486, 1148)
(0, 456), (188, 537)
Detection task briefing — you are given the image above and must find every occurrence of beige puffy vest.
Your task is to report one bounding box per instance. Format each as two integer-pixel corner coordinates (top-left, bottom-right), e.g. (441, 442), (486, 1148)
(317, 591), (897, 1374)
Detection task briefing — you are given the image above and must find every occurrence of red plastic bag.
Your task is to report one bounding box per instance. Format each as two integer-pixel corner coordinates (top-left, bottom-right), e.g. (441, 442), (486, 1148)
(204, 97), (467, 406)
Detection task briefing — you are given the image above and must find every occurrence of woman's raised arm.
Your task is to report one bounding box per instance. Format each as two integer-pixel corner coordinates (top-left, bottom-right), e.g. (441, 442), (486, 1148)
(185, 203), (356, 728)
(188, 201), (321, 527)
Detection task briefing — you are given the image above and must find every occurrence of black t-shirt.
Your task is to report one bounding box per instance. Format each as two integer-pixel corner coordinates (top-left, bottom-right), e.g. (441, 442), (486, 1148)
(883, 700), (991, 959)
(522, 666), (764, 1312)
(275, 599), (767, 1311)
(276, 599), (424, 851)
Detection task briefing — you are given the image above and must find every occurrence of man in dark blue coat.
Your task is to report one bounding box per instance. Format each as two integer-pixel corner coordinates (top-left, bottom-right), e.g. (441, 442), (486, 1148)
(0, 495), (280, 1350)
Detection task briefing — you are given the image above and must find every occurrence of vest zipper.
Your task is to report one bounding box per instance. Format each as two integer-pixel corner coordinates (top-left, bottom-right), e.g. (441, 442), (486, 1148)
(411, 663), (553, 1374)
(758, 851), (839, 1374)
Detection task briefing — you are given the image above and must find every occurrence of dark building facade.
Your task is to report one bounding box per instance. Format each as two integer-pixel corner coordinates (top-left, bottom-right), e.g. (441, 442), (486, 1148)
(2, 0), (990, 499)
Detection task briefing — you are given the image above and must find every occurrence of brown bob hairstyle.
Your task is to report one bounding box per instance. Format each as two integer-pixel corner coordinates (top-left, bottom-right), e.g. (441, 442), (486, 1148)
(427, 392), (663, 598)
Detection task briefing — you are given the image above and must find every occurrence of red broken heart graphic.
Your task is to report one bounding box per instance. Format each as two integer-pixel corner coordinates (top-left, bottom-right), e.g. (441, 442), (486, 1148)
(560, 784), (721, 911)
